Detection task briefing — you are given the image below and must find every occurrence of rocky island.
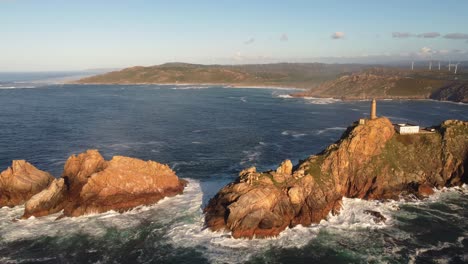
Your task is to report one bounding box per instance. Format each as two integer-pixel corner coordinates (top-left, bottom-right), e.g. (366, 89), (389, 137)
(0, 150), (187, 219)
(204, 104), (468, 238)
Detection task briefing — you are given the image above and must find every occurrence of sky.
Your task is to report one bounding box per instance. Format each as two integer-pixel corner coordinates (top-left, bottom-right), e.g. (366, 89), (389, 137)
(1, 0), (468, 71)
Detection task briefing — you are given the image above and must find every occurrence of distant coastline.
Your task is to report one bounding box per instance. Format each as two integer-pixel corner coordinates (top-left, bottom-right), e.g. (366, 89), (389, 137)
(74, 62), (468, 103)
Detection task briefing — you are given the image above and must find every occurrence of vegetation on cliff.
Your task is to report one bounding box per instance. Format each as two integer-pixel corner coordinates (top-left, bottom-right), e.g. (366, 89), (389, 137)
(77, 63), (467, 103)
(75, 62), (366, 87)
(292, 68), (468, 102)
(204, 118), (468, 238)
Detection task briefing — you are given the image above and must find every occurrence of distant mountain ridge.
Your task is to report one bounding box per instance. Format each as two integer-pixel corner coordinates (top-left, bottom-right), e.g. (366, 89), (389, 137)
(75, 62), (367, 88)
(75, 62), (467, 103)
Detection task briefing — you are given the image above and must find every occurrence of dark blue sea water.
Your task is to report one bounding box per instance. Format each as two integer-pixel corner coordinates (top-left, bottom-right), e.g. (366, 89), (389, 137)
(0, 79), (467, 263)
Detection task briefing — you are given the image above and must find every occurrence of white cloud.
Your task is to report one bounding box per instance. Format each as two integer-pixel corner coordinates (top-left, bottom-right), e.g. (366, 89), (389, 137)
(417, 32), (440, 38)
(418, 47), (434, 58)
(443, 33), (468, 39)
(331, 32), (345, 39)
(392, 32), (412, 38)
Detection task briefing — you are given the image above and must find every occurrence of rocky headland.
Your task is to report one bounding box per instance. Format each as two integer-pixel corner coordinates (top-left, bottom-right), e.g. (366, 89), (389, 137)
(204, 118), (468, 238)
(1, 150), (187, 219)
(292, 70), (468, 103)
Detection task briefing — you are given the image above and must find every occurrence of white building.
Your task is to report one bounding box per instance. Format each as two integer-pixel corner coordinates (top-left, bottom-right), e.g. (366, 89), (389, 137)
(395, 123), (420, 134)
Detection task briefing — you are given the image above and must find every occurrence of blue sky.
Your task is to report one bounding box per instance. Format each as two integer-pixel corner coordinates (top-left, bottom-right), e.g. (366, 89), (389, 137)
(1, 0), (468, 71)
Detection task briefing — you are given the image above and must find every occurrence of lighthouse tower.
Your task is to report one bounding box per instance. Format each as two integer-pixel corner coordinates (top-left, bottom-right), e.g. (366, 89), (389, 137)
(370, 99), (377, 119)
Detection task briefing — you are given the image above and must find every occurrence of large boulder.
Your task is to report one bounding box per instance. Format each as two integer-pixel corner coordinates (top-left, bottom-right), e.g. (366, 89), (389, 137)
(0, 160), (54, 207)
(23, 178), (67, 218)
(66, 155), (186, 216)
(205, 118), (468, 238)
(23, 150), (186, 218)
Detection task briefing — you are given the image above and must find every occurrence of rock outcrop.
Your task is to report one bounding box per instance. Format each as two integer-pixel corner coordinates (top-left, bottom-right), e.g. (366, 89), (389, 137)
(430, 82), (468, 103)
(0, 161), (54, 207)
(204, 118), (468, 238)
(23, 150), (186, 218)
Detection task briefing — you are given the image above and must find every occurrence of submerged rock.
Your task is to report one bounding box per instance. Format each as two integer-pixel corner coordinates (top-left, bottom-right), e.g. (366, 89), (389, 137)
(23, 150), (186, 218)
(417, 183), (435, 197)
(363, 210), (387, 223)
(204, 118), (468, 238)
(0, 160), (54, 207)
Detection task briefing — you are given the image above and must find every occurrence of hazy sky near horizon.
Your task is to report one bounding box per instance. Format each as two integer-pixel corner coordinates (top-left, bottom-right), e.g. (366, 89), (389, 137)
(1, 0), (468, 71)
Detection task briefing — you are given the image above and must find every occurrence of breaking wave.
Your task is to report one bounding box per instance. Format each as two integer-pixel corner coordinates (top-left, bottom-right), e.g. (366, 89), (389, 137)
(281, 130), (307, 138)
(0, 181), (466, 263)
(303, 97), (341, 104)
(170, 86), (214, 90)
(0, 85), (37, 89)
(314, 126), (347, 135)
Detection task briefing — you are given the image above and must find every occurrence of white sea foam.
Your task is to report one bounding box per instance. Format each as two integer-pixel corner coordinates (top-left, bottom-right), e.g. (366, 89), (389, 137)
(0, 85), (37, 89)
(281, 130), (307, 138)
(229, 86), (303, 91)
(277, 94), (293, 99)
(0, 180), (466, 263)
(240, 149), (262, 165)
(303, 97), (341, 104)
(408, 241), (456, 264)
(104, 140), (165, 151)
(239, 142), (277, 165)
(164, 185), (399, 263)
(315, 126), (347, 135)
(170, 86), (213, 90)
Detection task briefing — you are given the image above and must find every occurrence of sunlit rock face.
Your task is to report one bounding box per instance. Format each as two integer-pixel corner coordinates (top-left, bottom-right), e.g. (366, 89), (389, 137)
(204, 118), (468, 239)
(0, 160), (54, 207)
(23, 150), (186, 218)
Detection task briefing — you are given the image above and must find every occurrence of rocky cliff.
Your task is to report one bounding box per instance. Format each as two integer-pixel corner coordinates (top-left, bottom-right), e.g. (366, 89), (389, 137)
(0, 161), (54, 207)
(204, 118), (468, 238)
(21, 150), (186, 218)
(430, 81), (468, 103)
(292, 69), (468, 103)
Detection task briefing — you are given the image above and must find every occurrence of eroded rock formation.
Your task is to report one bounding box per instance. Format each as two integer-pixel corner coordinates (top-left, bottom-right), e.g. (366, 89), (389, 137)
(204, 118), (468, 238)
(23, 150), (186, 218)
(0, 160), (54, 207)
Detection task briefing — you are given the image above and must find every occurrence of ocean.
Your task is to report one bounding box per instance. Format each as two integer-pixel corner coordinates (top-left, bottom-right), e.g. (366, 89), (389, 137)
(0, 75), (467, 263)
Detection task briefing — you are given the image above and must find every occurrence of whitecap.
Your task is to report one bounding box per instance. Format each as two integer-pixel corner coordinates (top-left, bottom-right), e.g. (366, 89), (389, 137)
(0, 180), (465, 263)
(314, 127), (347, 135)
(170, 86), (213, 90)
(281, 130), (307, 138)
(303, 97), (341, 104)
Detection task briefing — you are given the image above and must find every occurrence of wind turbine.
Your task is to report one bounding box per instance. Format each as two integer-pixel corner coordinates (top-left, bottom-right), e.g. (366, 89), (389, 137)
(438, 61), (441, 70)
(411, 61), (414, 71)
(454, 63), (460, 74)
(429, 53), (433, 71)
(448, 60), (451, 71)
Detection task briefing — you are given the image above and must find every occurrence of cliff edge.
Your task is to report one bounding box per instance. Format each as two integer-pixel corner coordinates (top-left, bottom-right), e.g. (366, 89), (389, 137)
(204, 118), (468, 238)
